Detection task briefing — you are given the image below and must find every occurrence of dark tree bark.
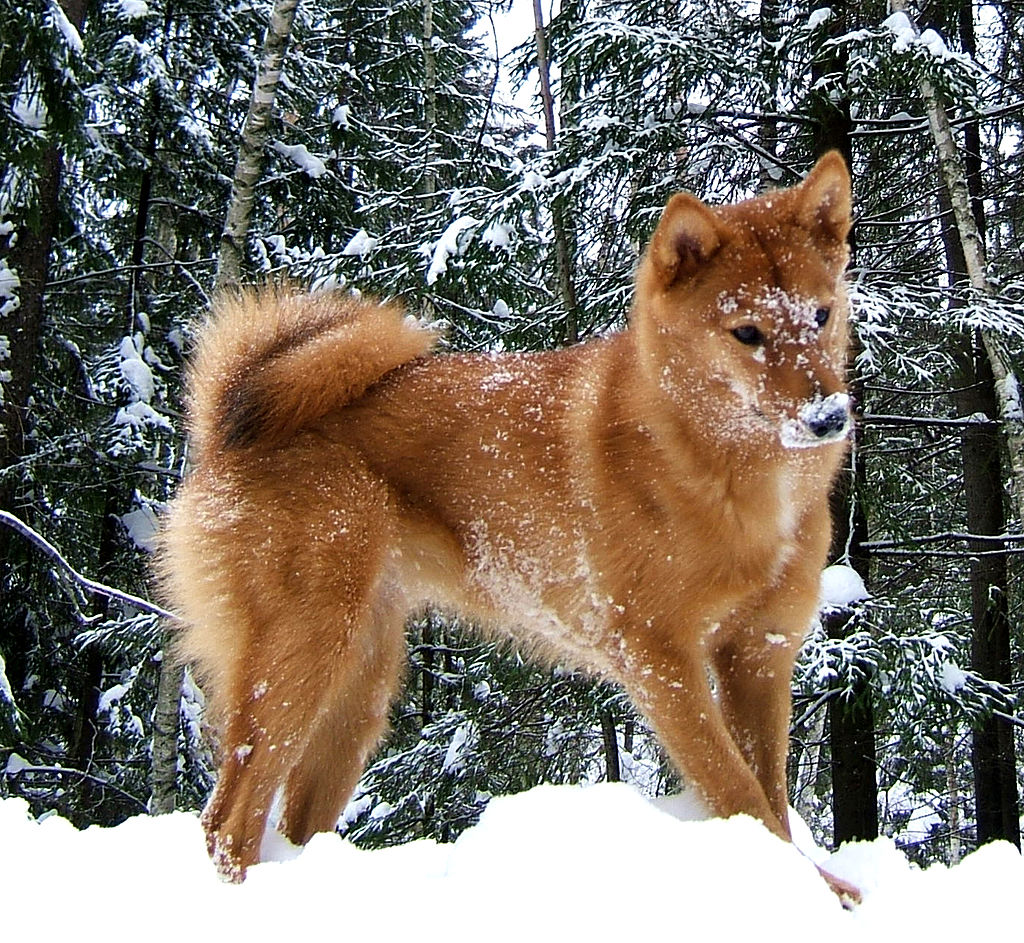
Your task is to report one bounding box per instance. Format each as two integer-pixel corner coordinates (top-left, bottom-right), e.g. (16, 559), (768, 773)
(0, 148), (62, 735)
(420, 616), (435, 728)
(0, 0), (90, 758)
(127, 108), (160, 330)
(758, 0), (782, 187)
(940, 194), (1019, 849)
(532, 0), (580, 344)
(601, 710), (621, 782)
(0, 1), (88, 475)
(127, 73), (188, 815)
(69, 491), (121, 814)
(0, 152), (59, 477)
(825, 457), (879, 845)
(808, 0), (879, 847)
(956, 346), (1018, 848)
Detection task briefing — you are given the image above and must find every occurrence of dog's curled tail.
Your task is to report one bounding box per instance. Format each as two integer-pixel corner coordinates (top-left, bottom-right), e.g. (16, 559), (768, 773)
(187, 289), (439, 458)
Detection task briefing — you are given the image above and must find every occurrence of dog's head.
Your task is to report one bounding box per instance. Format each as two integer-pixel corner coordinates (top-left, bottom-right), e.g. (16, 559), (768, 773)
(634, 151), (852, 452)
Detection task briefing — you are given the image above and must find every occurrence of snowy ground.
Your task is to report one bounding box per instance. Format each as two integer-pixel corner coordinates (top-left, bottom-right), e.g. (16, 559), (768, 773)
(3, 783), (1021, 939)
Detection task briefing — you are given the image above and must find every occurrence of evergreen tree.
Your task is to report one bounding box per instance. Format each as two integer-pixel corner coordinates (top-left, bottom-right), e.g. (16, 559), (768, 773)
(2, 0), (1021, 866)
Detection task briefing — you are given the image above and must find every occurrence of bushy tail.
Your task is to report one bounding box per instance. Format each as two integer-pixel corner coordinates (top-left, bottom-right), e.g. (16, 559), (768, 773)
(186, 288), (438, 459)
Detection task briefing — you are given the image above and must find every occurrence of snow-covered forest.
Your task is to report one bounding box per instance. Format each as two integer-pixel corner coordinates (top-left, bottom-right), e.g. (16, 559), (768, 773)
(1, 0), (1022, 888)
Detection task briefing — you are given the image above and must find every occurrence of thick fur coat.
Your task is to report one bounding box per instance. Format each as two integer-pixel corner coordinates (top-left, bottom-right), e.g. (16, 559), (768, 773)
(160, 152), (857, 899)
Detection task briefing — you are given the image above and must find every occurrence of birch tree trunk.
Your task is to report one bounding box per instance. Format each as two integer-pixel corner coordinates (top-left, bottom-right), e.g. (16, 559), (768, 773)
(889, 0), (1021, 850)
(150, 643), (184, 814)
(164, 0), (299, 809)
(935, 94), (1018, 857)
(214, 0), (300, 293)
(888, 1), (1024, 521)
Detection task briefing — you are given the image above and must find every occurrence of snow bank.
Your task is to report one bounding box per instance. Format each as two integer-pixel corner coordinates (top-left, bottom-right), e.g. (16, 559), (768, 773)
(2, 784), (1021, 939)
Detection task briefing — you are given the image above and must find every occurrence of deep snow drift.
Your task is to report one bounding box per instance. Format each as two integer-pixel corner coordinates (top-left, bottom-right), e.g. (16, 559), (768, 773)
(2, 783), (1021, 939)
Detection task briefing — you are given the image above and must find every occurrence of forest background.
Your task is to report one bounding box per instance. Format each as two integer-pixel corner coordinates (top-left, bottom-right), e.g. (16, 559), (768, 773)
(1, 0), (1022, 869)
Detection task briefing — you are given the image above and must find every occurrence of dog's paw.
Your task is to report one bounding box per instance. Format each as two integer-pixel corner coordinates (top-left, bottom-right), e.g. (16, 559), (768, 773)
(208, 831), (246, 883)
(818, 864), (861, 909)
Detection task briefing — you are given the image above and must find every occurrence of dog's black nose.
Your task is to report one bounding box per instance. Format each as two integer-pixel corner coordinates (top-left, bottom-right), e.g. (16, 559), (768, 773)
(805, 397), (850, 438)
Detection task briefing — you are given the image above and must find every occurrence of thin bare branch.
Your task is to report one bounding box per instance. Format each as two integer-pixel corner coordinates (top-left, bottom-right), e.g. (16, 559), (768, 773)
(0, 510), (177, 621)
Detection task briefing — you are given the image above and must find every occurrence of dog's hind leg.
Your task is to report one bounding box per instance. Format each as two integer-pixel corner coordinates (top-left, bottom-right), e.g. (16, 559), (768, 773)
(201, 615), (385, 880)
(276, 596), (407, 847)
(200, 689), (302, 880)
(201, 598), (393, 879)
(197, 464), (397, 880)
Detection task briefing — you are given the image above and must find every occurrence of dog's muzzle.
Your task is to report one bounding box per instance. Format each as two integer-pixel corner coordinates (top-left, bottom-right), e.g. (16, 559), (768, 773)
(780, 393), (851, 449)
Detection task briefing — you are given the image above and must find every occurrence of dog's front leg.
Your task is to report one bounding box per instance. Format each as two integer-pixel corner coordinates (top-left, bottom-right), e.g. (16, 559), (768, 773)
(709, 572), (864, 908)
(616, 629), (790, 843)
(710, 626), (802, 835)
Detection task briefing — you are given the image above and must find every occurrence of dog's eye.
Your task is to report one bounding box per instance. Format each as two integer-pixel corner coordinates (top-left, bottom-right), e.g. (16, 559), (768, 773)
(814, 307), (831, 327)
(732, 325), (764, 346)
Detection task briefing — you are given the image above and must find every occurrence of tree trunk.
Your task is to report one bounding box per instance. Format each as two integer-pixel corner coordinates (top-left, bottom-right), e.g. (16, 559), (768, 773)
(421, 0), (438, 211)
(532, 0), (579, 344)
(810, 0), (879, 848)
(0, 0), (88, 469)
(825, 462), (878, 845)
(891, 0), (1021, 851)
(945, 728), (962, 864)
(825, 653), (879, 843)
(757, 0), (782, 187)
(0, 152), (60, 476)
(127, 103), (160, 332)
(215, 0), (301, 293)
(420, 616), (435, 728)
(601, 710), (620, 782)
(888, 1), (1024, 517)
(69, 490), (122, 812)
(939, 184), (1019, 851)
(0, 0), (89, 775)
(420, 0), (439, 322)
(150, 644), (184, 814)
(70, 645), (104, 779)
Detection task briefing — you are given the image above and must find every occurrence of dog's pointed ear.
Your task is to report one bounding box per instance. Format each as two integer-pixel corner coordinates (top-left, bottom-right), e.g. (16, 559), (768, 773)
(797, 151), (852, 243)
(647, 193), (725, 287)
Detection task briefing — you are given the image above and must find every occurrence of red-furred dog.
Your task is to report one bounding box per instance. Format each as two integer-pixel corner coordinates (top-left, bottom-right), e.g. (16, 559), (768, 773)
(160, 152), (858, 902)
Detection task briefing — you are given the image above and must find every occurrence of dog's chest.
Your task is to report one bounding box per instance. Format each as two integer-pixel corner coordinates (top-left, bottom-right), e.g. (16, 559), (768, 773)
(462, 515), (621, 667)
(770, 467), (800, 566)
(670, 465), (806, 593)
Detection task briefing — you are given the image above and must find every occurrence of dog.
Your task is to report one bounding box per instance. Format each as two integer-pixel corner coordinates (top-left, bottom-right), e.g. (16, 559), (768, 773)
(160, 151), (859, 902)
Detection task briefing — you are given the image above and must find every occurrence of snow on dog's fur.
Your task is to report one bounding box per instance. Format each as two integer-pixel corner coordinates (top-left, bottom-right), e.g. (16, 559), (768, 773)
(159, 152), (858, 902)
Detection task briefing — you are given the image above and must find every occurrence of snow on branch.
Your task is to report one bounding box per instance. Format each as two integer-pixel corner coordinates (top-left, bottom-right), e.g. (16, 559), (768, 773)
(0, 510), (176, 621)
